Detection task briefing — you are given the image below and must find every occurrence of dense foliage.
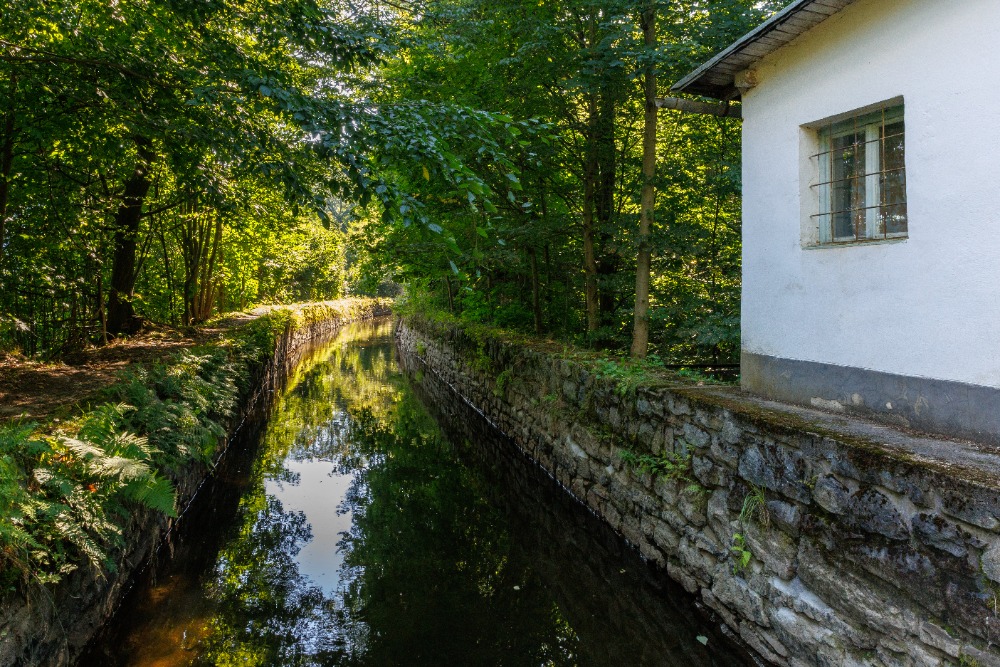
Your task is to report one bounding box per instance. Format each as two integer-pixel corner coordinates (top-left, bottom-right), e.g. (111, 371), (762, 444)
(0, 0), (522, 355)
(0, 0), (783, 362)
(355, 0), (783, 364)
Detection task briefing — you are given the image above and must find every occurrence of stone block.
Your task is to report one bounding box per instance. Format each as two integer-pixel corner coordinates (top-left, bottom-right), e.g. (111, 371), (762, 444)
(695, 525), (724, 559)
(912, 513), (970, 558)
(603, 504), (622, 531)
(918, 621), (960, 658)
(712, 576), (770, 627)
(620, 513), (643, 546)
(796, 539), (918, 637)
(982, 541), (1000, 584)
(961, 646), (1000, 667)
(719, 416), (742, 445)
(710, 438), (740, 468)
(850, 487), (910, 541)
(831, 541), (939, 616)
(700, 588), (739, 629)
(678, 537), (715, 582)
(744, 522), (797, 580)
(707, 489), (733, 535)
(767, 576), (855, 640)
(653, 476), (679, 506)
(875, 638), (912, 667)
(738, 621), (789, 666)
(678, 490), (708, 527)
(608, 406), (622, 430)
(768, 499), (803, 537)
(940, 485), (1000, 532)
(666, 559), (700, 594)
(769, 607), (862, 667)
(738, 441), (811, 503)
(661, 504), (688, 532)
(693, 454), (731, 487)
(668, 396), (691, 416)
(652, 519), (680, 551)
(812, 474), (852, 515)
(638, 539), (665, 567)
(682, 422), (711, 448)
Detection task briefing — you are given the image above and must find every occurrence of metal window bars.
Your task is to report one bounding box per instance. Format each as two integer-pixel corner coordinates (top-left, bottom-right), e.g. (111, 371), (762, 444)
(810, 104), (907, 243)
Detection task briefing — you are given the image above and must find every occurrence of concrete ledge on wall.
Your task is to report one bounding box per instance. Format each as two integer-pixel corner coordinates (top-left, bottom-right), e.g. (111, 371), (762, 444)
(742, 350), (1000, 447)
(398, 314), (1000, 667)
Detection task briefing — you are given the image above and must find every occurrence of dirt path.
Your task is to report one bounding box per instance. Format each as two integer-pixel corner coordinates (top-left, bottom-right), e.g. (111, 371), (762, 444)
(0, 301), (382, 422)
(0, 312), (265, 422)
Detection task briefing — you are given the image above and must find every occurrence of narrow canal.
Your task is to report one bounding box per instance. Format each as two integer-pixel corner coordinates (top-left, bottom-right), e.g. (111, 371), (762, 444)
(81, 319), (755, 666)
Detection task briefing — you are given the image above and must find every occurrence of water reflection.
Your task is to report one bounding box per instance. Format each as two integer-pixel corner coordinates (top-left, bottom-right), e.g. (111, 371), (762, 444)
(81, 320), (753, 666)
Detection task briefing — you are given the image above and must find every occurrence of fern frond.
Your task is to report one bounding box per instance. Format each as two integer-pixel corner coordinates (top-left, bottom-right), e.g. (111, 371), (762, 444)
(122, 476), (177, 517)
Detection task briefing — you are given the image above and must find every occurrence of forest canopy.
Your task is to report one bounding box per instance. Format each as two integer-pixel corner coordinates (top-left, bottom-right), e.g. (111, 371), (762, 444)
(0, 0), (782, 362)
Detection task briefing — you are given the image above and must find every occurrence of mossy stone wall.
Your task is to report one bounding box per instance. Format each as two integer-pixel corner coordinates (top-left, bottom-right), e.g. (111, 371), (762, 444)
(399, 316), (1000, 667)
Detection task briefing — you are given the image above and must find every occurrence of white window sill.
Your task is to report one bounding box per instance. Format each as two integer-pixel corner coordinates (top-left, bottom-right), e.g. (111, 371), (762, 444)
(802, 236), (908, 250)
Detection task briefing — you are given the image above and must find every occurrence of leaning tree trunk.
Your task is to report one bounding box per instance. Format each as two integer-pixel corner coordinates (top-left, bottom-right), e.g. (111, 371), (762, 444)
(631, 1), (657, 358)
(107, 140), (153, 335)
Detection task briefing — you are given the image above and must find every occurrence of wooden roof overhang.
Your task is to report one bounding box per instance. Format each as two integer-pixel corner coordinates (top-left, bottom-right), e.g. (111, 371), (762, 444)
(672, 0), (858, 100)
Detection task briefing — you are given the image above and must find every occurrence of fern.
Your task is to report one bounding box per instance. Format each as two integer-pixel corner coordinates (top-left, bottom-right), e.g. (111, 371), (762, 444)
(0, 315), (269, 587)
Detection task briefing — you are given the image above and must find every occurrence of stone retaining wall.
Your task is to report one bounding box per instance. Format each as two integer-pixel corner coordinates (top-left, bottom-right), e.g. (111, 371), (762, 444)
(398, 316), (1000, 667)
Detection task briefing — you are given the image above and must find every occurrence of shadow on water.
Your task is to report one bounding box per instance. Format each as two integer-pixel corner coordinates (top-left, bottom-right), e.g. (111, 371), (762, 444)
(79, 319), (756, 667)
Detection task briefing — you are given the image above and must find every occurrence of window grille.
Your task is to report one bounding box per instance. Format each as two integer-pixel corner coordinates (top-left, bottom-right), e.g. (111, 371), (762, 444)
(811, 103), (907, 244)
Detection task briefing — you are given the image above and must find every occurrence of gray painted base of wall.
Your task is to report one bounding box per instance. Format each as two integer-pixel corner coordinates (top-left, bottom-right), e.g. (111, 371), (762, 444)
(742, 351), (1000, 445)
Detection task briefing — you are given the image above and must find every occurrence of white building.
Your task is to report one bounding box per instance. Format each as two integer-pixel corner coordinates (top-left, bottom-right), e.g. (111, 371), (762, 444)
(674, 0), (1000, 443)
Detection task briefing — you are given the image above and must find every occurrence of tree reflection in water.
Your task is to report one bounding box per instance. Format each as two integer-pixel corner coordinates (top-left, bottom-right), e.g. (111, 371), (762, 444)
(197, 320), (579, 666)
(91, 320), (751, 667)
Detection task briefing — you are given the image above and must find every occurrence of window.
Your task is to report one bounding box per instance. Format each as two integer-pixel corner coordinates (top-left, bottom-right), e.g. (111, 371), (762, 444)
(813, 102), (907, 244)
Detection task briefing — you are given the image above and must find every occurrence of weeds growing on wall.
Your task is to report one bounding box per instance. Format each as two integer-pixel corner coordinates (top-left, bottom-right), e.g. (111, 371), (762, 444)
(619, 449), (701, 493)
(730, 533), (752, 574)
(738, 484), (770, 528)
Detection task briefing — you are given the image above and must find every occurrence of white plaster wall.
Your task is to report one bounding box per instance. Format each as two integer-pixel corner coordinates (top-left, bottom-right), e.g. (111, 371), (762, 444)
(741, 0), (1000, 388)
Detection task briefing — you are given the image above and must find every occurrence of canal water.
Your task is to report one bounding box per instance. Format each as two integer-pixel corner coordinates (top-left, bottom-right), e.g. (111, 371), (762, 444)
(80, 319), (755, 667)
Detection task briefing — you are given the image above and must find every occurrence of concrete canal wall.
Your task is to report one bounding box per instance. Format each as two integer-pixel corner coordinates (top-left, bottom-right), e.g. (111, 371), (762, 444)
(398, 315), (1000, 667)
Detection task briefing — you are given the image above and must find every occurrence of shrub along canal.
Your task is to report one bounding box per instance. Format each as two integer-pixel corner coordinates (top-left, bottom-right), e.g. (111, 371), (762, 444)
(80, 319), (754, 666)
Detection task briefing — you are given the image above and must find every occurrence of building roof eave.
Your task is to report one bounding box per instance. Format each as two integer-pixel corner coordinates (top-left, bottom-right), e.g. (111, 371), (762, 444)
(671, 0), (857, 100)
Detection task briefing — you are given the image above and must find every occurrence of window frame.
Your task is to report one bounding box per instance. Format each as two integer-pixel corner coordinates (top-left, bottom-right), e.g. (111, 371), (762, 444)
(811, 101), (907, 246)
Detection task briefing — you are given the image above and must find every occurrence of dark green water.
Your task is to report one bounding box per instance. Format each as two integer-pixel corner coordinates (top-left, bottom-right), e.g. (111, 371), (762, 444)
(81, 320), (753, 667)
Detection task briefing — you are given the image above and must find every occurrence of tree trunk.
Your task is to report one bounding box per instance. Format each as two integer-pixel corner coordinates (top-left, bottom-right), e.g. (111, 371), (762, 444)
(582, 91), (601, 333)
(0, 71), (17, 265)
(596, 81), (619, 324)
(528, 247), (543, 334)
(107, 140), (153, 335)
(157, 227), (176, 323)
(194, 215), (223, 323)
(631, 1), (657, 358)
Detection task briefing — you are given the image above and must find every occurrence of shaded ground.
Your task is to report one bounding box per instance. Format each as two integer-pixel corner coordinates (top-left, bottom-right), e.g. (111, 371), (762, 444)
(0, 305), (286, 422)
